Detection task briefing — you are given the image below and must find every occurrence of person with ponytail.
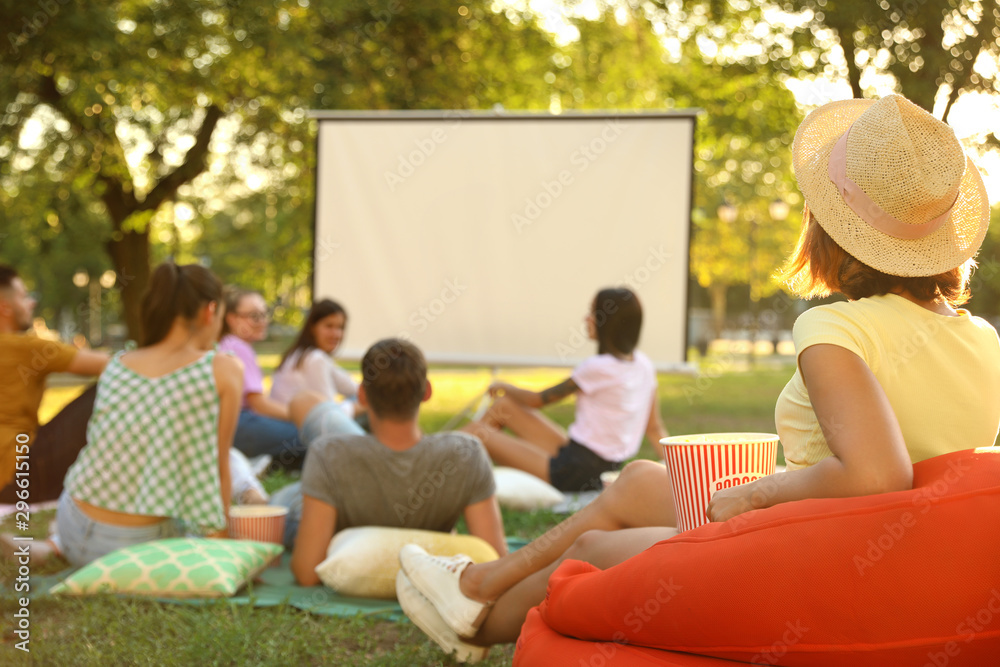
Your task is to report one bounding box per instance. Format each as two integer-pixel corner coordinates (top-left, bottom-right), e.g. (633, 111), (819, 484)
(55, 262), (243, 567)
(218, 288), (306, 471)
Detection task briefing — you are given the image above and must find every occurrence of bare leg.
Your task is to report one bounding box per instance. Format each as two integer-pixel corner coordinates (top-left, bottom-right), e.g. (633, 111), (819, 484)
(462, 459), (676, 602)
(480, 395), (567, 455)
(288, 391), (326, 432)
(463, 423), (554, 481)
(472, 526), (677, 646)
(461, 395), (571, 480)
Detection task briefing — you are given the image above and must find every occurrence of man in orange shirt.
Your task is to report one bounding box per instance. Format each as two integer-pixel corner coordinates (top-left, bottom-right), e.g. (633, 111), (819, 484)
(0, 265), (108, 504)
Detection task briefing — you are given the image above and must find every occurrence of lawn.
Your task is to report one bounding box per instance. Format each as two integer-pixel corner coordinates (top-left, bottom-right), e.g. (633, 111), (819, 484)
(1, 357), (794, 666)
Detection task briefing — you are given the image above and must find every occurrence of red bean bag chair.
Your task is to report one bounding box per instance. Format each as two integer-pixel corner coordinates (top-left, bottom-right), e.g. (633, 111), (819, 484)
(517, 606), (754, 666)
(514, 448), (1000, 666)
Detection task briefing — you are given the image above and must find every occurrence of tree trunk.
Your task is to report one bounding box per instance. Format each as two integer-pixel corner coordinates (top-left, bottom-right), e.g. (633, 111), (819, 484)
(839, 27), (863, 100)
(708, 282), (727, 341)
(106, 229), (151, 344)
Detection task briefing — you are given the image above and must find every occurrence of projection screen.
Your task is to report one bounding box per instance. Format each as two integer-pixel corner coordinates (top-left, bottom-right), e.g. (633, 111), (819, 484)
(312, 110), (697, 371)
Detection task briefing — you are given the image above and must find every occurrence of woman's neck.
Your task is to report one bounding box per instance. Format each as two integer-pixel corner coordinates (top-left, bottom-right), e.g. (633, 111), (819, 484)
(891, 290), (959, 317)
(603, 350), (634, 361)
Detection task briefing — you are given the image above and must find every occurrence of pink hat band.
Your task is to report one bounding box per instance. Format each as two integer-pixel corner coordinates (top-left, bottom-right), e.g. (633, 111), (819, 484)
(827, 127), (959, 241)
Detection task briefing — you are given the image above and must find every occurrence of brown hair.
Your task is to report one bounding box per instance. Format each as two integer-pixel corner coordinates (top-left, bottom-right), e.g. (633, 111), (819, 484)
(220, 287), (259, 338)
(141, 262), (223, 347)
(593, 287), (643, 357)
(778, 209), (973, 306)
(361, 338), (427, 420)
(279, 299), (348, 370)
(0, 265), (18, 291)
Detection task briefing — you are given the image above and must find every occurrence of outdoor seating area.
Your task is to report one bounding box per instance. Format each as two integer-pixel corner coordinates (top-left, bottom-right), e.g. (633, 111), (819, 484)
(3, 2), (1000, 665)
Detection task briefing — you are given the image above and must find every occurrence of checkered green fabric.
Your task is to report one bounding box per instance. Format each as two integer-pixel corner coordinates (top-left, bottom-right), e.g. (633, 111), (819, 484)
(65, 351), (225, 531)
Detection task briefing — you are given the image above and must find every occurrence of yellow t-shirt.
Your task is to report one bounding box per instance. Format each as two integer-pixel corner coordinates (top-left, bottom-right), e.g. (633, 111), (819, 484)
(776, 294), (1000, 469)
(0, 333), (78, 488)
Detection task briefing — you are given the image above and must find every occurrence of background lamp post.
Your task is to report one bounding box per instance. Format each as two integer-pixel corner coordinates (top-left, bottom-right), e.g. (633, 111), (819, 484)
(766, 199), (790, 356)
(73, 269), (115, 347)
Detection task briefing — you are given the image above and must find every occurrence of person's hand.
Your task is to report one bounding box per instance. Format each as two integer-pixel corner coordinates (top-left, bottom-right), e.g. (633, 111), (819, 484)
(706, 484), (758, 523)
(488, 381), (516, 398)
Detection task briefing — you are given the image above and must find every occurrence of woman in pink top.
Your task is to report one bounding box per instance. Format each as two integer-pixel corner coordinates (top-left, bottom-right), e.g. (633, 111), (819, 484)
(218, 288), (305, 471)
(463, 287), (668, 493)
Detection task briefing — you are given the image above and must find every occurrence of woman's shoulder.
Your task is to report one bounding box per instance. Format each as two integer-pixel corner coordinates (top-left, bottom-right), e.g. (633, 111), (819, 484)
(213, 350), (244, 386)
(578, 351), (653, 376)
(302, 347), (330, 362)
(632, 349), (653, 366)
(213, 348), (241, 370)
(791, 299), (866, 332)
(297, 347), (335, 372)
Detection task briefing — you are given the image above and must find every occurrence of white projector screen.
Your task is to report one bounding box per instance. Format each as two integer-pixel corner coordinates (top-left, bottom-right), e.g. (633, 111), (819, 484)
(311, 111), (696, 370)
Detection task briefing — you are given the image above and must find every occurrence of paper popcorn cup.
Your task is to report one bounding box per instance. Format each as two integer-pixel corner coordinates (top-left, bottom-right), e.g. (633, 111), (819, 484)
(660, 433), (778, 532)
(228, 506), (288, 564)
(600, 470), (621, 489)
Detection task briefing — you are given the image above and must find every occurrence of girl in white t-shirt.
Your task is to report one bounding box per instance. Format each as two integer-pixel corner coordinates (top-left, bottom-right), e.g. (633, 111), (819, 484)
(270, 299), (364, 445)
(463, 287), (667, 492)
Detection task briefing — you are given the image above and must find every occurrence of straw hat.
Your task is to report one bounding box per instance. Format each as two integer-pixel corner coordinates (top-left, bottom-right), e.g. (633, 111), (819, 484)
(793, 95), (990, 277)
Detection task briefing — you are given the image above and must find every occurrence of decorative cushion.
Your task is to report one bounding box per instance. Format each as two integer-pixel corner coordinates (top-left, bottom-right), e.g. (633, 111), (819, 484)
(50, 538), (282, 598)
(526, 448), (1000, 666)
(494, 466), (565, 511)
(315, 526), (499, 599)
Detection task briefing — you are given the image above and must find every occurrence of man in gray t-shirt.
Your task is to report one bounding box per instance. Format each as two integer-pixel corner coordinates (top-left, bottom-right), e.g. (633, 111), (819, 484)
(285, 339), (506, 587)
(302, 431), (495, 535)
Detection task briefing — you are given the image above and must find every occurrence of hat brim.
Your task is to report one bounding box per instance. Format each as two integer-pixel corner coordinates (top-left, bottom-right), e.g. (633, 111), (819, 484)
(793, 99), (990, 277)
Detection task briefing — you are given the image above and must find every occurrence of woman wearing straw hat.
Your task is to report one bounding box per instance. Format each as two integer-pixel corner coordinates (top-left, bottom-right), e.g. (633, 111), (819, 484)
(394, 95), (1000, 659)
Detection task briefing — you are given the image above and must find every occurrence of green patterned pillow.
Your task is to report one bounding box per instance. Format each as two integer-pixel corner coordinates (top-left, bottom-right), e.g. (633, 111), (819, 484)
(50, 538), (283, 598)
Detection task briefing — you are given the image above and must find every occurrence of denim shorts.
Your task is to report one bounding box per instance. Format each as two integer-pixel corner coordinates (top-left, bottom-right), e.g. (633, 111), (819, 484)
(56, 491), (182, 568)
(300, 401), (365, 446)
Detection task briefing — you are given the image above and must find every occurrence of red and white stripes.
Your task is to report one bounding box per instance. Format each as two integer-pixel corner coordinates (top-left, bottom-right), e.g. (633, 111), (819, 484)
(662, 434), (778, 532)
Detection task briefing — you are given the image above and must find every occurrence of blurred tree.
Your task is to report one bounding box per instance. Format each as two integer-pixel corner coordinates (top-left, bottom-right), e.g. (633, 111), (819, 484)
(1, 0), (318, 339)
(549, 5), (802, 337)
(965, 206), (1000, 318)
(9, 0), (990, 344)
(636, 0), (1000, 326)
(183, 0), (560, 317)
(641, 0), (999, 122)
(784, 0), (999, 127)
(0, 0), (559, 338)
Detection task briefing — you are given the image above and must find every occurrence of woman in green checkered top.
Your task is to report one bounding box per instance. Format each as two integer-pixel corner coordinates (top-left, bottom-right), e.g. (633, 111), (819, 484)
(56, 262), (244, 567)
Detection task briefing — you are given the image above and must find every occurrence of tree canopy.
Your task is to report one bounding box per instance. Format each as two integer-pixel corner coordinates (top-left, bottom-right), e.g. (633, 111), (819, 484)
(1, 0), (997, 343)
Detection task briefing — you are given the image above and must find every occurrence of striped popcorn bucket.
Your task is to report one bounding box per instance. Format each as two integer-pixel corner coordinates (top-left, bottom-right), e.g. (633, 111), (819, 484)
(228, 506), (288, 565)
(661, 433), (779, 532)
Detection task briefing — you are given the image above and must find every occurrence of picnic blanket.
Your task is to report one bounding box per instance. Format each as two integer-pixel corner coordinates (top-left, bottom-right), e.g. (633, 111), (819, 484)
(8, 538), (530, 621)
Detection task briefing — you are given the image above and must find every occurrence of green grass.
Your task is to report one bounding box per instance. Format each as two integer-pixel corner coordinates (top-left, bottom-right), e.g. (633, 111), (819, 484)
(3, 358), (791, 665)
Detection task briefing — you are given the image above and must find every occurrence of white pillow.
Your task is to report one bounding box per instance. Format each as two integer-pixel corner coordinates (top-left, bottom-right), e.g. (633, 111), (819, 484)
(492, 466), (565, 511)
(315, 526), (499, 599)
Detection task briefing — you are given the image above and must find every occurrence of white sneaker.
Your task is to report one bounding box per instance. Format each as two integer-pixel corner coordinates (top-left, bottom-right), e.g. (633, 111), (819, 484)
(398, 544), (490, 638)
(396, 570), (488, 663)
(1, 533), (60, 565)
